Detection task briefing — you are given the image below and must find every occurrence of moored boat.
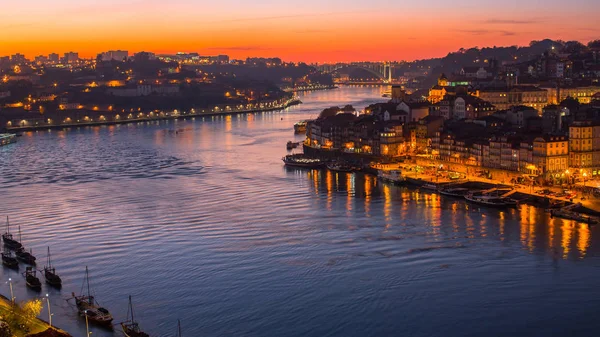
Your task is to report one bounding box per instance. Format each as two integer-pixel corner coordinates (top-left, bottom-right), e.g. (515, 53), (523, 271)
(286, 141), (300, 150)
(44, 247), (62, 287)
(72, 266), (114, 326)
(2, 250), (18, 269)
(16, 248), (36, 265)
(0, 134), (17, 146)
(282, 155), (325, 169)
(377, 170), (405, 184)
(293, 121), (307, 133)
(3, 217), (22, 250)
(24, 266), (41, 290)
(15, 226), (36, 264)
(464, 193), (518, 208)
(327, 162), (354, 172)
(439, 187), (470, 197)
(121, 295), (150, 337)
(422, 183), (438, 191)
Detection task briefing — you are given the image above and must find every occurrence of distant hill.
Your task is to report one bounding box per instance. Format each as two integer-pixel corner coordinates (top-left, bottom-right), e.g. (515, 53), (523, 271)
(399, 39), (599, 87)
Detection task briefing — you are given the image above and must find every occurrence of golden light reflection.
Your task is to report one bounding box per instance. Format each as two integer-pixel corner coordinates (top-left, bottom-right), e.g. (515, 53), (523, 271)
(346, 174), (354, 214)
(577, 224), (590, 258)
(383, 183), (391, 223)
(326, 170), (333, 211)
(561, 222), (573, 259)
(364, 176), (372, 217)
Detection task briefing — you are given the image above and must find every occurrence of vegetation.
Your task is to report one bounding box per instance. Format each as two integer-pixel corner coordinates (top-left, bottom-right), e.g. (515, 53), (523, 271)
(0, 298), (46, 337)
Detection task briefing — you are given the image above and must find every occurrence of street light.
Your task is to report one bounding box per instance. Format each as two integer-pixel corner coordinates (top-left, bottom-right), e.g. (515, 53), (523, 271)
(45, 294), (52, 327)
(8, 278), (14, 304)
(84, 310), (92, 336)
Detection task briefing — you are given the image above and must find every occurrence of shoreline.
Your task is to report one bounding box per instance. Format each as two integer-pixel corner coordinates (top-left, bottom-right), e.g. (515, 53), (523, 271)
(282, 85), (338, 93)
(0, 294), (71, 337)
(5, 99), (301, 132)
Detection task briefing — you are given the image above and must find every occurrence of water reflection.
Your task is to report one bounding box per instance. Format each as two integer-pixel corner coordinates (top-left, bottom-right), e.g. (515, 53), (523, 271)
(297, 170), (595, 260)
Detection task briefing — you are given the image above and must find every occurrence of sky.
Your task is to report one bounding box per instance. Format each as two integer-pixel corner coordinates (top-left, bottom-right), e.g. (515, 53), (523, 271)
(1, 0), (599, 63)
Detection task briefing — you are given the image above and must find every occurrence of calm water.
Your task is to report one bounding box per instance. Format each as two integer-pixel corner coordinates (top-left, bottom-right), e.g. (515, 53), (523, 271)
(1, 86), (600, 337)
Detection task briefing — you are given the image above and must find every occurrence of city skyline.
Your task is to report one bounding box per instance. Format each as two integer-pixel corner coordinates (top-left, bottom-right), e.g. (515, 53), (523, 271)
(2, 0), (599, 62)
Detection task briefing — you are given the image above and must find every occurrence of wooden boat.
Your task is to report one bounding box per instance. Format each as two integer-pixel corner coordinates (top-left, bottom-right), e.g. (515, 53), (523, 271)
(72, 266), (113, 326)
(286, 141), (300, 150)
(327, 162), (354, 173)
(439, 187), (470, 197)
(121, 296), (149, 337)
(464, 193), (517, 208)
(44, 247), (62, 287)
(282, 155), (325, 169)
(422, 183), (438, 191)
(24, 266), (41, 290)
(2, 250), (18, 269)
(15, 226), (36, 264)
(2, 217), (22, 250)
(16, 248), (36, 265)
(377, 170), (405, 184)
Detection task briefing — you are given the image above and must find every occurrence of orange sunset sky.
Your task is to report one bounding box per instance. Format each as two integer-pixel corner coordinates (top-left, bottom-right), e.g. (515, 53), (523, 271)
(1, 0), (599, 62)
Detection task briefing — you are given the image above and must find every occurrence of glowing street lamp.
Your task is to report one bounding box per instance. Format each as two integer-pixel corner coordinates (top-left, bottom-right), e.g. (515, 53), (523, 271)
(8, 278), (14, 304)
(46, 294), (53, 327)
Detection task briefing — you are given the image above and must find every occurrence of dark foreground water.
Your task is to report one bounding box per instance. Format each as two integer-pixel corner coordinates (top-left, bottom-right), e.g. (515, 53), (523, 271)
(1, 86), (600, 337)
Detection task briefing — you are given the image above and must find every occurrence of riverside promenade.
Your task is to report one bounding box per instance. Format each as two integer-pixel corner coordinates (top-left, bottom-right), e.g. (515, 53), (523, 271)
(3, 97), (301, 132)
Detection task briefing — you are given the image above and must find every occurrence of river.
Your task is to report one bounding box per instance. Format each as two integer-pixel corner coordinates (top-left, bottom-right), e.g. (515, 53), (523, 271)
(0, 85), (599, 337)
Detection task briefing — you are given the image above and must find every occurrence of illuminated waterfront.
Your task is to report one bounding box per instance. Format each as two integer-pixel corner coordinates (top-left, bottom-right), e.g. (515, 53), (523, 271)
(0, 86), (599, 336)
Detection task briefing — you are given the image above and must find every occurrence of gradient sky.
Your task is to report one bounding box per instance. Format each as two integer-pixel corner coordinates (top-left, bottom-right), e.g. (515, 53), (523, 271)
(1, 0), (599, 62)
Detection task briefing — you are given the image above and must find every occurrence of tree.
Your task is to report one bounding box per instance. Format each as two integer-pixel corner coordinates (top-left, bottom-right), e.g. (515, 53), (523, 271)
(0, 321), (11, 337)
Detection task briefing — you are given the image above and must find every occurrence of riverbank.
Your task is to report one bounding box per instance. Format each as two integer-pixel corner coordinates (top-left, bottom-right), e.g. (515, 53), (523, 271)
(282, 85), (338, 93)
(3, 98), (301, 132)
(0, 294), (71, 337)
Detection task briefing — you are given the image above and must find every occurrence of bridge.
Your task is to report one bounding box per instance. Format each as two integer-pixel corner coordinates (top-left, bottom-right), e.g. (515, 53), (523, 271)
(316, 62), (394, 83)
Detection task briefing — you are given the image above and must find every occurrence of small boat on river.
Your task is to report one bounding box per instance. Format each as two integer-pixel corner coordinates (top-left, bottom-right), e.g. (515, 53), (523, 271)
(422, 183), (438, 191)
(121, 295), (150, 337)
(286, 141), (300, 150)
(377, 170), (405, 184)
(282, 155), (325, 169)
(293, 121), (307, 133)
(464, 193), (518, 208)
(3, 217), (22, 250)
(24, 266), (41, 290)
(72, 266), (114, 326)
(2, 249), (18, 269)
(327, 162), (354, 173)
(15, 226), (36, 264)
(44, 247), (62, 287)
(439, 187), (470, 197)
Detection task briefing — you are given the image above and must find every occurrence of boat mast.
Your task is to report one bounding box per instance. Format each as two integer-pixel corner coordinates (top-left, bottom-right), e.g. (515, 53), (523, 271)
(177, 319), (182, 337)
(18, 225), (21, 243)
(85, 266), (92, 304)
(6, 216), (9, 234)
(129, 295), (135, 323)
(47, 247), (51, 269)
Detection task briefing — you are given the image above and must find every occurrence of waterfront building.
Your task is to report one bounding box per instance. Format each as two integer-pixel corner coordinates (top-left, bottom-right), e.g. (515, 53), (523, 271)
(542, 104), (570, 133)
(569, 121), (600, 176)
(533, 135), (569, 176)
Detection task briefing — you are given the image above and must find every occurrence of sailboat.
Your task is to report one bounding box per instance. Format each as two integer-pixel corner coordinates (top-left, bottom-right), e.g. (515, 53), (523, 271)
(1, 248), (18, 269)
(71, 266), (113, 326)
(2, 217), (22, 250)
(121, 295), (149, 337)
(44, 247), (62, 287)
(24, 266), (42, 290)
(15, 226), (36, 264)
